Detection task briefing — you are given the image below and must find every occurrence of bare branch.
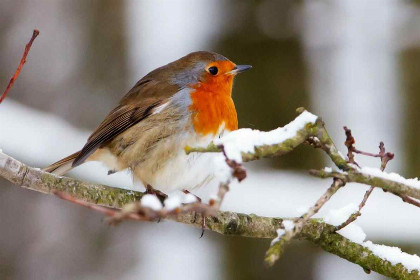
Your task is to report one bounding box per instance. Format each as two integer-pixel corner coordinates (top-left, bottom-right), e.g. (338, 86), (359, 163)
(0, 30), (39, 103)
(335, 140), (394, 230)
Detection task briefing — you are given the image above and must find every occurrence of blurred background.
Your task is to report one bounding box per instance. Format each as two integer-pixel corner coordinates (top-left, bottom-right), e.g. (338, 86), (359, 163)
(1, 0), (420, 279)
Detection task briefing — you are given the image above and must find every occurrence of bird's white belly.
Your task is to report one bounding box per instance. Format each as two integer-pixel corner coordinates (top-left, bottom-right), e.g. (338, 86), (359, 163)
(145, 148), (217, 192)
(95, 125), (228, 193)
(133, 129), (227, 192)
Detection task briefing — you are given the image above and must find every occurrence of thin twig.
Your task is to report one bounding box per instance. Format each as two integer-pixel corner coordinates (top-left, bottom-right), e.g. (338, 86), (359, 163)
(335, 140), (394, 230)
(0, 29), (39, 103)
(398, 195), (420, 208)
(53, 190), (147, 221)
(54, 190), (216, 225)
(344, 126), (357, 165)
(265, 178), (345, 265)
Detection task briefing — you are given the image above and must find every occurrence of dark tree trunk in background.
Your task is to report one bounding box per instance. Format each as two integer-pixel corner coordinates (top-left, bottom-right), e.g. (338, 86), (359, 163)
(215, 1), (322, 171)
(401, 0), (420, 177)
(75, 0), (129, 128)
(402, 47), (420, 177)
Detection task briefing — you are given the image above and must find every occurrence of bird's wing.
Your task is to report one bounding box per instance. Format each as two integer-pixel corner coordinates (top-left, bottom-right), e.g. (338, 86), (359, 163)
(72, 78), (180, 167)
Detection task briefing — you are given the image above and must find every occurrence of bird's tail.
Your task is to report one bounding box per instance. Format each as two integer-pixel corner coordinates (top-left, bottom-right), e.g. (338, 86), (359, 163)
(43, 151), (80, 176)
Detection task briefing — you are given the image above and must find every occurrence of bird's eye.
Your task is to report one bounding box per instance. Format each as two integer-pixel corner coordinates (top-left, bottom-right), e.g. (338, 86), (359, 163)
(208, 66), (218, 75)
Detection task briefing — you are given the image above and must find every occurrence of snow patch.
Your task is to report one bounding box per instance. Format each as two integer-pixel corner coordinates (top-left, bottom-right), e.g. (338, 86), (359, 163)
(214, 111), (318, 163)
(359, 166), (420, 190)
(271, 228), (286, 246)
(182, 193), (198, 204)
(323, 205), (420, 271)
(164, 195), (182, 211)
(363, 241), (420, 272)
(323, 167), (333, 173)
(282, 220), (295, 231)
(213, 154), (232, 184)
(338, 223), (366, 244)
(270, 220), (295, 246)
(324, 203), (359, 226)
(141, 194), (162, 211)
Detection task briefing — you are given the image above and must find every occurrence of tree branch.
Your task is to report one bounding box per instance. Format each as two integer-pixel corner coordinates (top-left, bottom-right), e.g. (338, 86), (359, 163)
(0, 150), (142, 208)
(0, 151), (419, 279)
(0, 29), (39, 103)
(310, 169), (420, 201)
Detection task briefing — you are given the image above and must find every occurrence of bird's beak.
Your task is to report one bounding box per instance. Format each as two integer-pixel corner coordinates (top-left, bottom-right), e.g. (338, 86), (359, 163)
(228, 65), (252, 75)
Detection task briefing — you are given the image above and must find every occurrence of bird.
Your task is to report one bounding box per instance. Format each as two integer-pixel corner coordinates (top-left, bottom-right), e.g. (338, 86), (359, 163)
(44, 51), (251, 196)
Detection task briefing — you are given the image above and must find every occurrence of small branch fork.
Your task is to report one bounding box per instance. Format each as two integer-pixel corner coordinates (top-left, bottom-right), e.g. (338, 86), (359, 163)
(0, 29), (39, 103)
(335, 128), (394, 231)
(266, 122), (420, 268)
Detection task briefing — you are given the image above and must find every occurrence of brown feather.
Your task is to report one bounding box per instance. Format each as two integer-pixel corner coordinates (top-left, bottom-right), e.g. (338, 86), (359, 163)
(72, 102), (162, 167)
(72, 71), (182, 167)
(43, 151), (80, 175)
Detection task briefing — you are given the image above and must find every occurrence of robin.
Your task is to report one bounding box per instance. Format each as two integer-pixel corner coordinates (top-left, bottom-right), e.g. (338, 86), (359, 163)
(44, 51), (251, 196)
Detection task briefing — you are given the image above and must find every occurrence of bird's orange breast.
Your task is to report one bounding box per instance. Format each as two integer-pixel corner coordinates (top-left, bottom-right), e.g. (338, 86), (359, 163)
(189, 73), (238, 136)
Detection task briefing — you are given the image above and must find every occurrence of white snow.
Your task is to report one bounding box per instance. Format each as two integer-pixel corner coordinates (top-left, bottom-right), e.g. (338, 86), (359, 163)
(359, 166), (420, 190)
(164, 195), (183, 211)
(323, 166), (347, 174)
(270, 228), (286, 246)
(323, 203), (359, 226)
(213, 154), (233, 184)
(338, 224), (367, 244)
(324, 167), (333, 173)
(270, 220), (295, 246)
(363, 241), (420, 272)
(214, 111), (318, 162)
(323, 204), (420, 271)
(140, 194), (163, 211)
(182, 193), (198, 204)
(282, 220), (295, 231)
(323, 204), (366, 243)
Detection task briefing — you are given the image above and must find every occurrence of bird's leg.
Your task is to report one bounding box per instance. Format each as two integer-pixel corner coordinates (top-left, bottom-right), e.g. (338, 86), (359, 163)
(181, 190), (207, 237)
(182, 189), (204, 227)
(145, 184), (168, 203)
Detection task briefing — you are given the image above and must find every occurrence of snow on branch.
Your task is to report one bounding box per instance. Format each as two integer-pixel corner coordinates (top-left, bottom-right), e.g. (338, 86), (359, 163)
(0, 151), (419, 279)
(310, 168), (420, 201)
(186, 108), (420, 271)
(186, 108), (322, 162)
